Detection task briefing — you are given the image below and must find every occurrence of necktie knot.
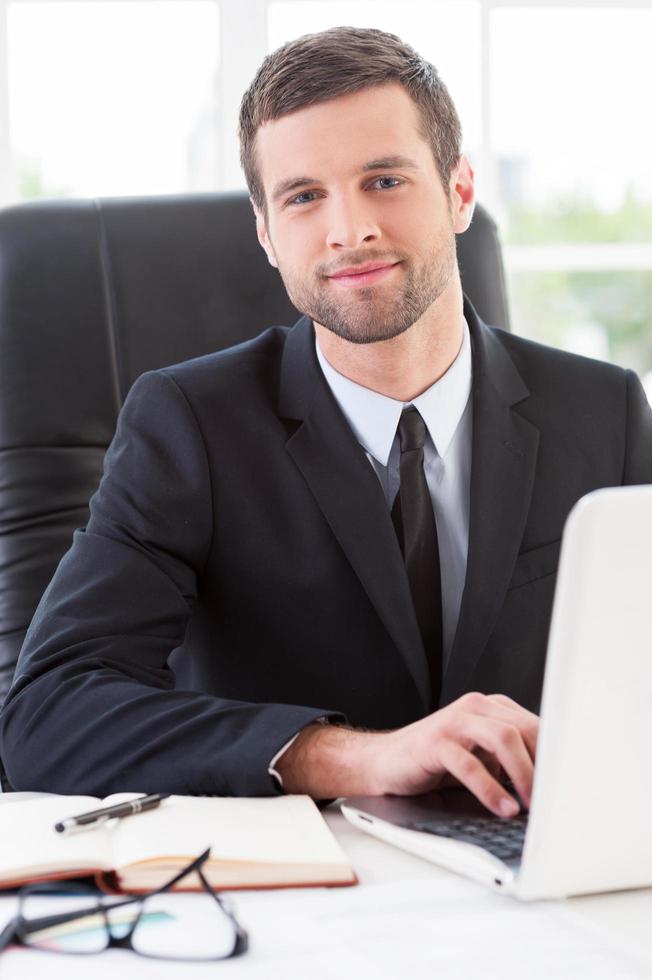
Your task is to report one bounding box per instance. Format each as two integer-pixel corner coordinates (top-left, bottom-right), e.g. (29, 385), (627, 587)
(397, 406), (427, 454)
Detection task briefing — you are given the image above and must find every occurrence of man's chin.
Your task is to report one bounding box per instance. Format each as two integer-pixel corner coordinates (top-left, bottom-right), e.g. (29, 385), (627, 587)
(315, 319), (414, 345)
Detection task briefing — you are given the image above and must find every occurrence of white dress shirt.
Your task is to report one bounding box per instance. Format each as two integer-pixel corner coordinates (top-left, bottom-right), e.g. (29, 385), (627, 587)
(268, 317), (474, 785)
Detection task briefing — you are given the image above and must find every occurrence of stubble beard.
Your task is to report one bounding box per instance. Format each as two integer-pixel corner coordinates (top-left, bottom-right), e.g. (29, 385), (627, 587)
(279, 229), (458, 345)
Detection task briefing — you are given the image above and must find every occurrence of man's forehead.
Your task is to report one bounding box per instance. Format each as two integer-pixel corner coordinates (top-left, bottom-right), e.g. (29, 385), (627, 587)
(255, 82), (427, 172)
(269, 85), (418, 132)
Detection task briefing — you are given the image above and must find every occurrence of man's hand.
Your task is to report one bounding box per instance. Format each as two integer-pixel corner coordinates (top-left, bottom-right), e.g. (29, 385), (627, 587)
(375, 692), (538, 816)
(276, 692), (538, 818)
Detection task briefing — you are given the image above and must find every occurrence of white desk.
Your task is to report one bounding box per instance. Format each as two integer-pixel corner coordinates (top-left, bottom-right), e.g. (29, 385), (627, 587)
(1, 802), (652, 978)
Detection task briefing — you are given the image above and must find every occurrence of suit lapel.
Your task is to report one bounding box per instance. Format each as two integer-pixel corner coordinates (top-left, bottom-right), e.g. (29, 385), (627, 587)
(279, 316), (431, 713)
(441, 300), (540, 704)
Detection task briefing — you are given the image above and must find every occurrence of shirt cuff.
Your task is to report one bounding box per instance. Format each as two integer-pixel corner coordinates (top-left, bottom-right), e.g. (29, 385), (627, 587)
(268, 716), (330, 790)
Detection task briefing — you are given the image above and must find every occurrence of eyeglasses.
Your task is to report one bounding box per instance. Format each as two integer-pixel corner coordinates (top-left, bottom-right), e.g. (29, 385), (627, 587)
(0, 847), (248, 961)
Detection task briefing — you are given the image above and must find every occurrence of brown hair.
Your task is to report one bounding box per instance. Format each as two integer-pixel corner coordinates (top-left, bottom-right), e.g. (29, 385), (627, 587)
(238, 26), (462, 219)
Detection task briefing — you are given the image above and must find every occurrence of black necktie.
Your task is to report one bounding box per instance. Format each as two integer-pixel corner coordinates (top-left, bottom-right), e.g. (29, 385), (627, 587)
(391, 407), (443, 708)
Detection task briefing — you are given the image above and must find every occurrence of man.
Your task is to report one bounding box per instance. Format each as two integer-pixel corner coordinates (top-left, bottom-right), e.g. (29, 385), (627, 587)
(2, 28), (651, 817)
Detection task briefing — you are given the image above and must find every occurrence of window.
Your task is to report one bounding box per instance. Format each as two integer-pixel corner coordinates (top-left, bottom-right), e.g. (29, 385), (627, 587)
(5, 1), (219, 198)
(490, 6), (652, 393)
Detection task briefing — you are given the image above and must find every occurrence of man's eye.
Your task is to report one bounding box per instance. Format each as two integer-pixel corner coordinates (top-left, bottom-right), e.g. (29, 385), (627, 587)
(286, 177), (401, 207)
(371, 176), (402, 190)
(288, 190), (319, 206)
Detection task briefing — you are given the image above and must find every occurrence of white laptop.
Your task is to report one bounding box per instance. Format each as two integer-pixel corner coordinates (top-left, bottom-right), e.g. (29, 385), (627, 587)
(341, 485), (652, 900)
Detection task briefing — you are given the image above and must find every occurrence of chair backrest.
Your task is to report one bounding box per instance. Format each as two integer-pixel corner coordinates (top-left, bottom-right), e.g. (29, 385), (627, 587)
(0, 191), (510, 700)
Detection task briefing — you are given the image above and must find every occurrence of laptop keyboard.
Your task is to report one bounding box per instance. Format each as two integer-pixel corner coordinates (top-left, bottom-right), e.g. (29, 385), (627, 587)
(411, 813), (528, 862)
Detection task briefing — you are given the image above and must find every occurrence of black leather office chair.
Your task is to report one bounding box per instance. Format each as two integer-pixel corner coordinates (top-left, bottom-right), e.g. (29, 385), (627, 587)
(0, 192), (510, 703)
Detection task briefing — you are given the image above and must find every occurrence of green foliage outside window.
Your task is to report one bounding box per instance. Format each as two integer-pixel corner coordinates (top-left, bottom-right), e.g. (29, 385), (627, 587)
(505, 190), (652, 245)
(503, 192), (652, 383)
(508, 270), (652, 378)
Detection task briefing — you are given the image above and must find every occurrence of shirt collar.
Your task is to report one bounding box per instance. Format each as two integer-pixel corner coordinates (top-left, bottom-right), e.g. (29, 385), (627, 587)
(315, 316), (472, 466)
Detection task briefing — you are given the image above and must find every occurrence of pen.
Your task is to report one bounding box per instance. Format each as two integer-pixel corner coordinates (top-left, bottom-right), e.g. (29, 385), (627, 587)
(54, 793), (170, 834)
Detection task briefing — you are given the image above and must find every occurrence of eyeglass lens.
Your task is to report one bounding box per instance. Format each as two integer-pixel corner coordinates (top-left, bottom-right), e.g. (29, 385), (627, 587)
(19, 895), (115, 953)
(19, 891), (239, 960)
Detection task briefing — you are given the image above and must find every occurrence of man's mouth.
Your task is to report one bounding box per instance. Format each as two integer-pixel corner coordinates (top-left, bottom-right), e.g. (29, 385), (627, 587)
(328, 262), (400, 288)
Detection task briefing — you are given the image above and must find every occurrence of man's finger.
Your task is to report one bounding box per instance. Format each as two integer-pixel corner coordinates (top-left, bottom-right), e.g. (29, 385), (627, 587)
(466, 693), (539, 762)
(460, 715), (534, 809)
(438, 741), (520, 818)
(487, 693), (539, 723)
(472, 747), (503, 780)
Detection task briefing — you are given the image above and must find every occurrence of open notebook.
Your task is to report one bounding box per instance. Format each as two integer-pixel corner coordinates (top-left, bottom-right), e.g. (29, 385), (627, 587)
(0, 793), (357, 893)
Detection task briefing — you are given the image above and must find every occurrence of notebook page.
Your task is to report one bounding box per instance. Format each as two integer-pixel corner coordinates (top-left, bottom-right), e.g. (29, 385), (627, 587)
(109, 795), (351, 871)
(0, 796), (111, 884)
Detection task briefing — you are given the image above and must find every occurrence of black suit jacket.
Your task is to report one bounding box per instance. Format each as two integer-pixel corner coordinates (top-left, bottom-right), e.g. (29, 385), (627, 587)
(2, 298), (652, 796)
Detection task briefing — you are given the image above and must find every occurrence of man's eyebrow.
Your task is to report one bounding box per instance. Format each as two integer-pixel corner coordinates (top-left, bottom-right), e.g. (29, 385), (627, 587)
(360, 155), (420, 173)
(270, 155), (420, 204)
(271, 176), (319, 204)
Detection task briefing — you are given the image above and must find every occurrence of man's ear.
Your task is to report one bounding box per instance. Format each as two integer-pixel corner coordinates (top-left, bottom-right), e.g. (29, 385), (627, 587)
(449, 155), (475, 235)
(253, 203), (279, 269)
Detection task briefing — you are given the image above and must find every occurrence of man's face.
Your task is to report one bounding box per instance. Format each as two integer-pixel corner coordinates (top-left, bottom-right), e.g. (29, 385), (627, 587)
(253, 82), (474, 345)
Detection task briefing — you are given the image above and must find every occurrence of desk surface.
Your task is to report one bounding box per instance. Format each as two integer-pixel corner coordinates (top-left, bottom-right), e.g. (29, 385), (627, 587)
(1, 800), (652, 978)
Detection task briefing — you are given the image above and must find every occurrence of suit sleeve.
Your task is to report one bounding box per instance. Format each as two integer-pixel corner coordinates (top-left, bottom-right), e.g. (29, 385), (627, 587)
(623, 370), (652, 484)
(0, 370), (343, 797)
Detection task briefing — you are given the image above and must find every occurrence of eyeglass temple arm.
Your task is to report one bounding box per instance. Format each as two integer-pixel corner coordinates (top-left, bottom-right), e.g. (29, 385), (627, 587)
(154, 846), (212, 895)
(0, 918), (18, 951)
(153, 847), (246, 946)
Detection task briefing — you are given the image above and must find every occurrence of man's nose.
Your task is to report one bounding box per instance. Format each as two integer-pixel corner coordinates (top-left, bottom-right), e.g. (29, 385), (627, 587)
(325, 195), (381, 250)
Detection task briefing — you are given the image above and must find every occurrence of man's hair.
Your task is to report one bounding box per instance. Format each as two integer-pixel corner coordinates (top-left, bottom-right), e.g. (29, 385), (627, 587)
(238, 26), (462, 219)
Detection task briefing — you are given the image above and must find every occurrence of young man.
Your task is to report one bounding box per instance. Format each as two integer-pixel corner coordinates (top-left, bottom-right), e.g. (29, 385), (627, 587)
(2, 28), (651, 817)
